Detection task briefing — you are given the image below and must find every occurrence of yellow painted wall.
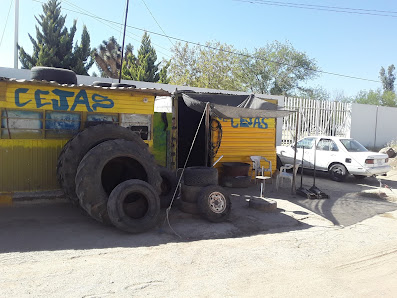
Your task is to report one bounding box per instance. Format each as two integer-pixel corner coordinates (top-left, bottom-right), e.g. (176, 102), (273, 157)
(213, 117), (276, 178)
(1, 81), (155, 114)
(0, 139), (67, 192)
(0, 80), (155, 193)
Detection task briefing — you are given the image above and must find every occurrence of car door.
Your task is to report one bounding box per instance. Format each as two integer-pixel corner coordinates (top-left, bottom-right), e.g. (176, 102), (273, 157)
(295, 137), (315, 168)
(314, 138), (339, 171)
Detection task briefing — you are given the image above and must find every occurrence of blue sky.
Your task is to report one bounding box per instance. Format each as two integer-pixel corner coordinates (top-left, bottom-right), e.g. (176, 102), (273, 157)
(0, 0), (396, 98)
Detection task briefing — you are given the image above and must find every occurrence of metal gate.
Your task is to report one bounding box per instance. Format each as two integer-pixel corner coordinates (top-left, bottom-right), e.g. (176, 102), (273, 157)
(281, 97), (351, 145)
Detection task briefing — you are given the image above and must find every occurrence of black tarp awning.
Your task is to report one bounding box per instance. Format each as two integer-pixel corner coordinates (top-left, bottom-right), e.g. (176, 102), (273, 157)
(181, 93), (295, 118)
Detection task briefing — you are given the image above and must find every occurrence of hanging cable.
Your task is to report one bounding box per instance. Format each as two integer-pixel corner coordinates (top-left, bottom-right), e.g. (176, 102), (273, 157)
(164, 102), (210, 239)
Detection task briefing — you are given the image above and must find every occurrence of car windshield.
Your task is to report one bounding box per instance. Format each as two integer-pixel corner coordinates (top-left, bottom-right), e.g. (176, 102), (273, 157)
(339, 139), (368, 152)
(295, 138), (315, 149)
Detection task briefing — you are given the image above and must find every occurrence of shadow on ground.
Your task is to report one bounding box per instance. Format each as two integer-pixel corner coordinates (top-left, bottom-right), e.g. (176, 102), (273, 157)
(0, 193), (310, 253)
(267, 171), (397, 226)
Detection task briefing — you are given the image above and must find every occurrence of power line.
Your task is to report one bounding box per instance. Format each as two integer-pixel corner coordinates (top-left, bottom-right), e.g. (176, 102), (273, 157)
(0, 0), (14, 48)
(60, 0), (171, 56)
(32, 0), (381, 84)
(38, 0), (172, 58)
(233, 0), (397, 18)
(140, 0), (174, 48)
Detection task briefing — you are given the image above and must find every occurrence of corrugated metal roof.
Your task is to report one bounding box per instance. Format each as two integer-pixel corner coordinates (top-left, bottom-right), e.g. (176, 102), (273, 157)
(0, 77), (171, 96)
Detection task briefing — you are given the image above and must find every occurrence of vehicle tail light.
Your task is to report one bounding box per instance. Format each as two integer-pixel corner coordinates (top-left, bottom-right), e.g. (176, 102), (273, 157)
(365, 159), (374, 164)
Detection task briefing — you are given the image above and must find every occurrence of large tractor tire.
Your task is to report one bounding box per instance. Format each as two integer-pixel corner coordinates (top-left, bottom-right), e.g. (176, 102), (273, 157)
(57, 124), (148, 204)
(158, 167), (178, 208)
(30, 66), (77, 85)
(107, 179), (160, 233)
(183, 166), (218, 186)
(75, 139), (161, 224)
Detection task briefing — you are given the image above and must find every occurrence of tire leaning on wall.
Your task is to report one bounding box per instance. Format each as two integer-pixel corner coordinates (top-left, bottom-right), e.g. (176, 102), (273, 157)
(75, 139), (162, 224)
(57, 124), (149, 204)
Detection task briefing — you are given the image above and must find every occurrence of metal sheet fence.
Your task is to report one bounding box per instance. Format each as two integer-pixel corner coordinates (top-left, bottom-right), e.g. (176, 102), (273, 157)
(281, 97), (351, 145)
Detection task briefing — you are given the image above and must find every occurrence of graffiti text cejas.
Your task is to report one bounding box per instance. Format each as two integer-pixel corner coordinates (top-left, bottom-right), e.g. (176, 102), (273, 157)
(14, 88), (114, 112)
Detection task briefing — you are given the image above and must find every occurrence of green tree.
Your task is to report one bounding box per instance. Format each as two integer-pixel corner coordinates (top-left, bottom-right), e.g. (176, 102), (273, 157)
(122, 32), (165, 82)
(158, 60), (171, 84)
(93, 37), (132, 78)
(241, 41), (319, 95)
(168, 40), (318, 94)
(168, 41), (243, 90)
(353, 89), (397, 107)
(379, 64), (395, 92)
(18, 0), (93, 75)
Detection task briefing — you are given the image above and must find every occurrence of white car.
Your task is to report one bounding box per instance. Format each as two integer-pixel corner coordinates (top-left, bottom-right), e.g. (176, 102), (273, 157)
(276, 136), (391, 181)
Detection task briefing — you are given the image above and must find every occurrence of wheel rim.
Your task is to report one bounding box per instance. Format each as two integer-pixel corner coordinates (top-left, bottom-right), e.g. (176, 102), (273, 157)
(207, 191), (227, 213)
(331, 165), (345, 179)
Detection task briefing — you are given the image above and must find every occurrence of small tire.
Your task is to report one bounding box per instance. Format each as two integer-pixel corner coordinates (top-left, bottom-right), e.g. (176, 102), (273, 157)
(107, 179), (160, 233)
(75, 139), (161, 224)
(93, 81), (112, 87)
(111, 83), (136, 88)
(329, 163), (348, 182)
(197, 185), (231, 223)
(159, 167), (178, 208)
(57, 124), (148, 204)
(183, 166), (218, 186)
(30, 66), (77, 85)
(181, 184), (203, 203)
(178, 200), (200, 215)
(221, 176), (251, 188)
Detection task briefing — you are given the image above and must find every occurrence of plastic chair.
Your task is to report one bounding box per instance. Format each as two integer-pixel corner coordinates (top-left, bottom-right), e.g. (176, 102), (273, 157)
(276, 163), (300, 190)
(250, 156), (272, 178)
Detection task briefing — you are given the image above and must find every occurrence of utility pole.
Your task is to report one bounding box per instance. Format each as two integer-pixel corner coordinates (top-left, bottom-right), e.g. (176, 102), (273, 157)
(119, 0), (130, 83)
(14, 0), (19, 68)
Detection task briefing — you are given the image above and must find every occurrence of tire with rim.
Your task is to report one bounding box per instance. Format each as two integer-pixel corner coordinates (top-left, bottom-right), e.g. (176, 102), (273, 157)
(31, 66), (77, 84)
(159, 167), (178, 208)
(75, 139), (161, 224)
(329, 163), (348, 182)
(57, 124), (148, 204)
(107, 179), (160, 233)
(181, 184), (203, 203)
(197, 185), (231, 223)
(183, 166), (218, 186)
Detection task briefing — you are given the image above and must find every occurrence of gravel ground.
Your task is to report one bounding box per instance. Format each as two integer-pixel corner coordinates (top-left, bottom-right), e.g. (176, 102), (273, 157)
(1, 169), (397, 297)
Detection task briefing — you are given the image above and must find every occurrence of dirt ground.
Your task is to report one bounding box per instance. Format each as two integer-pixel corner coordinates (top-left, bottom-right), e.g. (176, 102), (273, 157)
(1, 168), (397, 297)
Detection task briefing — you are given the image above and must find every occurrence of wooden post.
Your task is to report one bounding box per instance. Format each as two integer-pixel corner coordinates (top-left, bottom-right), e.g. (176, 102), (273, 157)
(204, 103), (210, 167)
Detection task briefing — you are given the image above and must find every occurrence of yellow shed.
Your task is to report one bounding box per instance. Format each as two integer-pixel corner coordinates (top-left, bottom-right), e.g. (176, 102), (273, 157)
(0, 77), (169, 193)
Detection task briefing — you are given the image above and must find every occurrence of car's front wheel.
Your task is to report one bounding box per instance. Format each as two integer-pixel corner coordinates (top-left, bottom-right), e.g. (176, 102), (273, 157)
(329, 163), (348, 182)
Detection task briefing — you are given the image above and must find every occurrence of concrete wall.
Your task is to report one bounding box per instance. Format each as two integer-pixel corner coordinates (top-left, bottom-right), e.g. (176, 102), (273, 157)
(351, 103), (397, 149)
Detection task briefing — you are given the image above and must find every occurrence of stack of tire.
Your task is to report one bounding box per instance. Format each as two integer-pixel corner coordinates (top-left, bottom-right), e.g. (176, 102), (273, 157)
(179, 167), (231, 223)
(56, 123), (177, 234)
